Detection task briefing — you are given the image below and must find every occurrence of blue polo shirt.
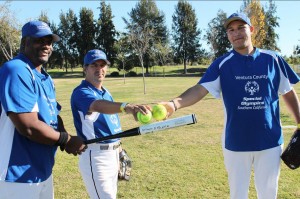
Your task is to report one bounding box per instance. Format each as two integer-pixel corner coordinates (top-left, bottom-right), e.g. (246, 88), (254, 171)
(199, 48), (300, 151)
(0, 54), (59, 183)
(71, 80), (121, 143)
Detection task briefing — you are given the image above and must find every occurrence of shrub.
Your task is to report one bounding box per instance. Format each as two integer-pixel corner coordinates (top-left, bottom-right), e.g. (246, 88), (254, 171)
(127, 71), (137, 77)
(110, 71), (119, 77)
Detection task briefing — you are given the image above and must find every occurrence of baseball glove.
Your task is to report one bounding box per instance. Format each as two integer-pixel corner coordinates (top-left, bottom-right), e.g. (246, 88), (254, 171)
(118, 149), (132, 181)
(281, 129), (300, 169)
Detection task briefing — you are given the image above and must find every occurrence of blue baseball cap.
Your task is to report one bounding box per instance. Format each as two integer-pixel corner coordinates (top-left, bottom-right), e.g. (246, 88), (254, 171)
(84, 49), (110, 65)
(224, 13), (252, 29)
(22, 21), (60, 42)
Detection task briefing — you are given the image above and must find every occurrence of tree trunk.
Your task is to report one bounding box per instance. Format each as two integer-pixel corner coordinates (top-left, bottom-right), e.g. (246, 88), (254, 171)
(183, 59), (187, 74)
(123, 62), (126, 84)
(142, 65), (146, 94)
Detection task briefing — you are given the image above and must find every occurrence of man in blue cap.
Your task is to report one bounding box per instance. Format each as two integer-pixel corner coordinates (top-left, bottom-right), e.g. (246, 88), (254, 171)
(71, 49), (149, 199)
(159, 13), (300, 199)
(0, 21), (87, 199)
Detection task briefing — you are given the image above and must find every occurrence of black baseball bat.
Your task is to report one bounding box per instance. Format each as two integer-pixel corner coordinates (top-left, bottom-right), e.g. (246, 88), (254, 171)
(84, 114), (197, 144)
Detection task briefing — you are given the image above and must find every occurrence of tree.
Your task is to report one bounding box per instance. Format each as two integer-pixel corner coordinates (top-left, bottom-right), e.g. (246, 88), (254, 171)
(206, 10), (231, 60)
(114, 34), (132, 84)
(38, 11), (50, 23)
(262, 0), (280, 51)
(96, 1), (118, 66)
(295, 28), (300, 57)
(77, 8), (96, 66)
(57, 9), (80, 72)
(124, 0), (168, 74)
(152, 42), (173, 77)
(244, 0), (266, 48)
(0, 1), (20, 62)
(172, 0), (202, 74)
(153, 42), (172, 66)
(295, 45), (300, 56)
(125, 22), (155, 94)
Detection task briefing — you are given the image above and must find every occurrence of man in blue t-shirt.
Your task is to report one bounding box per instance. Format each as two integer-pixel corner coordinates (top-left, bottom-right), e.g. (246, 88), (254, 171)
(0, 21), (86, 199)
(71, 49), (149, 199)
(162, 13), (300, 199)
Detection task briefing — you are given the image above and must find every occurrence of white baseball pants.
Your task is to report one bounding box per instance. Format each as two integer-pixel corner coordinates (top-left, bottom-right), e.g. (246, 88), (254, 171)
(79, 142), (119, 199)
(223, 145), (283, 199)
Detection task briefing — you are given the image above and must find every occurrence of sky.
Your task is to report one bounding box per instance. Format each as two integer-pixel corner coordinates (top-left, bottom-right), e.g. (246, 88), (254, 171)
(8, 1), (300, 57)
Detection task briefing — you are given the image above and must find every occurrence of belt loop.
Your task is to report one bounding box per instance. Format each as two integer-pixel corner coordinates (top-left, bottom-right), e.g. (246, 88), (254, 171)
(89, 142), (121, 150)
(113, 143), (120, 150)
(100, 145), (109, 150)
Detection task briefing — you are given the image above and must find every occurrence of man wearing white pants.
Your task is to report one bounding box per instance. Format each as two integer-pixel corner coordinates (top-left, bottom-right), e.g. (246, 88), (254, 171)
(79, 143), (120, 198)
(223, 143), (283, 198)
(161, 13), (300, 198)
(71, 49), (149, 199)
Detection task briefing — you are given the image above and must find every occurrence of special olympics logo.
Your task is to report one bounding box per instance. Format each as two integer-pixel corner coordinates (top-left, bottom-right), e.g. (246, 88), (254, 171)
(110, 115), (119, 126)
(245, 81), (259, 95)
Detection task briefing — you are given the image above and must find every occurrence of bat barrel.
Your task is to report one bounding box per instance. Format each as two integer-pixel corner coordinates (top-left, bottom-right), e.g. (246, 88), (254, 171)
(84, 114), (197, 145)
(139, 114), (197, 135)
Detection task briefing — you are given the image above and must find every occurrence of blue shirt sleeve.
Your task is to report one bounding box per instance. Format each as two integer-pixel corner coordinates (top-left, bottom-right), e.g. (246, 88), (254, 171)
(72, 87), (97, 116)
(277, 54), (300, 85)
(1, 61), (38, 113)
(199, 57), (223, 98)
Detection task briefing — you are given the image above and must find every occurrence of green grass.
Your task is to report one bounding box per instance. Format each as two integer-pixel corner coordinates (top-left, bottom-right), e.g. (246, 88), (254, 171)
(53, 75), (300, 199)
(47, 64), (208, 79)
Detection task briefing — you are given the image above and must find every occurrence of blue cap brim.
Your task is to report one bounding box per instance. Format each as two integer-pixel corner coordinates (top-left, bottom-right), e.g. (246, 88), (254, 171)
(224, 17), (251, 29)
(86, 58), (110, 65)
(30, 33), (60, 42)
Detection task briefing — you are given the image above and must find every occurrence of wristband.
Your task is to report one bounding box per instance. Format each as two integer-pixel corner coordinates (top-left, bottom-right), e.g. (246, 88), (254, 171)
(170, 100), (177, 111)
(55, 131), (69, 150)
(120, 102), (128, 113)
(297, 124), (300, 129)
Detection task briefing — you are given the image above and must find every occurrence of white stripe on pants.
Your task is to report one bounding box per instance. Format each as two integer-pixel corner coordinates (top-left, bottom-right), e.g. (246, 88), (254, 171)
(79, 143), (119, 199)
(223, 145), (283, 199)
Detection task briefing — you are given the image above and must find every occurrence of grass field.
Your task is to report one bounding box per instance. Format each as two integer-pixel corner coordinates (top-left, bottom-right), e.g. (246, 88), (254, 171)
(53, 75), (300, 199)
